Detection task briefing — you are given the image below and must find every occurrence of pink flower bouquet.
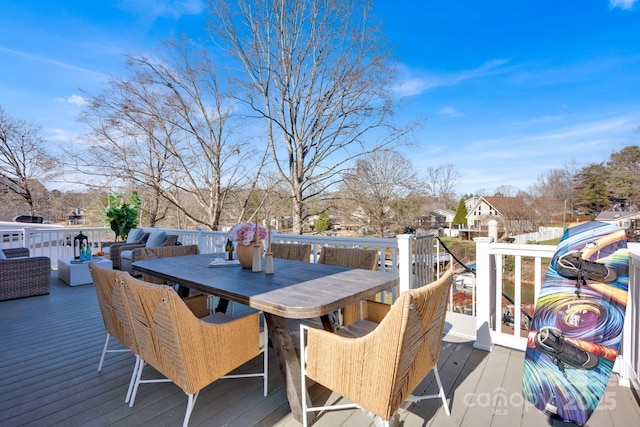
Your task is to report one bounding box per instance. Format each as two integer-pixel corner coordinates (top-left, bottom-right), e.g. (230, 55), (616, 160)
(228, 222), (268, 246)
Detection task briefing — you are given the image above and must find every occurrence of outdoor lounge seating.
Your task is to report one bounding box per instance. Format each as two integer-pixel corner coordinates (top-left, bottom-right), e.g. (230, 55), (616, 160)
(119, 232), (178, 275)
(300, 270), (454, 427)
(122, 273), (268, 427)
(102, 229), (150, 269)
(0, 248), (51, 301)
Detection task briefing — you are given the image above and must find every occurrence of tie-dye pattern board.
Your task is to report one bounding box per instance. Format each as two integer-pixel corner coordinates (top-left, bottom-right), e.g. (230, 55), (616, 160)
(522, 221), (629, 426)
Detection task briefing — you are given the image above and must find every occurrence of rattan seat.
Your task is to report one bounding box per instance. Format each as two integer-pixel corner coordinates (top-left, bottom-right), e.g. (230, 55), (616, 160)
(300, 270), (453, 426)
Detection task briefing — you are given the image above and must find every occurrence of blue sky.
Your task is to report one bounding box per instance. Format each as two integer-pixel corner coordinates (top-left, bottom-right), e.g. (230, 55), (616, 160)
(1, 0), (639, 196)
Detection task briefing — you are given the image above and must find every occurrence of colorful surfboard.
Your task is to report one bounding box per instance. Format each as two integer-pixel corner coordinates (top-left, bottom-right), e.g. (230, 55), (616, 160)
(522, 221), (629, 426)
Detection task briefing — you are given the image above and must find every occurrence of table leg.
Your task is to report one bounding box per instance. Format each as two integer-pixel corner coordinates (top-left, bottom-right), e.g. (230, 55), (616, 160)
(263, 313), (314, 423)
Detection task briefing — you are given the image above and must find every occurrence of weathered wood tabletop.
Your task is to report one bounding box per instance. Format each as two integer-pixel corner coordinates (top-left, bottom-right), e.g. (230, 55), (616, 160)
(132, 254), (399, 318)
(133, 253), (399, 422)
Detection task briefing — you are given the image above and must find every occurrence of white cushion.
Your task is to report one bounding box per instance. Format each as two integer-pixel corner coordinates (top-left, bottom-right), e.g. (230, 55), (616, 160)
(0, 250), (6, 260)
(120, 250), (133, 260)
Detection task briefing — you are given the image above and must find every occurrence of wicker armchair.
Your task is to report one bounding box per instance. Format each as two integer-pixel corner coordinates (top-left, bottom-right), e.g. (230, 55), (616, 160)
(0, 248), (51, 301)
(119, 234), (179, 275)
(102, 232), (150, 270)
(271, 242), (312, 262)
(300, 270), (454, 426)
(122, 273), (268, 427)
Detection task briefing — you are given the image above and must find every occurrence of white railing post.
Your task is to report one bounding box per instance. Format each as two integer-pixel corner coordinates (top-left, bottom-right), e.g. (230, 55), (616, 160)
(474, 236), (494, 352)
(397, 234), (413, 294)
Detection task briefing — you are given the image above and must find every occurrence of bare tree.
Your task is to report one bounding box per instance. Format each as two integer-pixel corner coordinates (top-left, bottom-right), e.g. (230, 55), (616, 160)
(424, 163), (459, 208)
(341, 151), (420, 236)
(0, 105), (60, 216)
(77, 40), (260, 230)
(531, 161), (579, 213)
(209, 0), (413, 233)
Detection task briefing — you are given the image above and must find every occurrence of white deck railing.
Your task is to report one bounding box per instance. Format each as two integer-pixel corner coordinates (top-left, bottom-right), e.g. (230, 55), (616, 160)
(472, 228), (640, 392)
(2, 224), (637, 390)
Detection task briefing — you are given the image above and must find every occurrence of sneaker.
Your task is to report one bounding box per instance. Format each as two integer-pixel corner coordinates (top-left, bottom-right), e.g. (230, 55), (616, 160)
(556, 251), (617, 284)
(534, 326), (599, 370)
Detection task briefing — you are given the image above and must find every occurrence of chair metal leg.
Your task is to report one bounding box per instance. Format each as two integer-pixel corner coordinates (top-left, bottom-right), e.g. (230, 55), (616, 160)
(125, 355), (141, 403)
(262, 320), (269, 397)
(97, 332), (111, 372)
(405, 365), (450, 416)
(129, 360), (146, 407)
(183, 392), (199, 427)
(433, 365), (450, 415)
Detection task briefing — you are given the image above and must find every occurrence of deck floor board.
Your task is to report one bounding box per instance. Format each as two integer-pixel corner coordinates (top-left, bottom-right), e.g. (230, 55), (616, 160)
(0, 272), (638, 427)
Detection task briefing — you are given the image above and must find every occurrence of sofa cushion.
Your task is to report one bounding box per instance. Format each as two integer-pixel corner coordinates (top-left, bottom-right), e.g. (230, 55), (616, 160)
(120, 250), (133, 260)
(126, 228), (144, 244)
(0, 250), (5, 260)
(145, 231), (167, 248)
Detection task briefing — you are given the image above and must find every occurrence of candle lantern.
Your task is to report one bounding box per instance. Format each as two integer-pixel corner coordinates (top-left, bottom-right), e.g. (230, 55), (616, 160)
(73, 231), (88, 260)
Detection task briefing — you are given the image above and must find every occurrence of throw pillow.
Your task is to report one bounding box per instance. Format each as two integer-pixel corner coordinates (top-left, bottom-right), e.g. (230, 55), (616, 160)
(145, 231), (167, 248)
(126, 228), (144, 244)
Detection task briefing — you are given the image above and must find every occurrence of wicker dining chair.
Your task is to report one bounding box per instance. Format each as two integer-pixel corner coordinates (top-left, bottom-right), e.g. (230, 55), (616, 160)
(122, 273), (268, 427)
(300, 270), (454, 427)
(271, 242), (312, 262)
(89, 262), (140, 404)
(318, 247), (379, 329)
(317, 246), (378, 270)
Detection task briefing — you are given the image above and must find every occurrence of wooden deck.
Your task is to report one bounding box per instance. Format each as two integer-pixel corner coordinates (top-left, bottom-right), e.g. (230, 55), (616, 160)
(1, 272), (638, 427)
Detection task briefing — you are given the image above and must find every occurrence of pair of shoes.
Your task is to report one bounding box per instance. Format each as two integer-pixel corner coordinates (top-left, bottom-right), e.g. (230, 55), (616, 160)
(534, 326), (599, 370)
(556, 251), (617, 284)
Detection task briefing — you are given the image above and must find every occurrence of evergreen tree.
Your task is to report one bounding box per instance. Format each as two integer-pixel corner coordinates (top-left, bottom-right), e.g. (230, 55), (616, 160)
(453, 198), (468, 227)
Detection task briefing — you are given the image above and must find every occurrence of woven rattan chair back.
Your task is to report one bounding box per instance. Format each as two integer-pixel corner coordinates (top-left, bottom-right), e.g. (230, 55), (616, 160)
(89, 262), (138, 358)
(271, 243), (312, 262)
(122, 273), (262, 394)
(135, 244), (200, 284)
(303, 270), (453, 422)
(318, 247), (378, 271)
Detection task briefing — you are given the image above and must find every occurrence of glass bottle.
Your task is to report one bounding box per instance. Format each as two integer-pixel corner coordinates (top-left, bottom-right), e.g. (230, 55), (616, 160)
(226, 239), (234, 260)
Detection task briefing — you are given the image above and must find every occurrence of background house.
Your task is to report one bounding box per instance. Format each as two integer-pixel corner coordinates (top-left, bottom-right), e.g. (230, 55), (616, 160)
(467, 196), (537, 237)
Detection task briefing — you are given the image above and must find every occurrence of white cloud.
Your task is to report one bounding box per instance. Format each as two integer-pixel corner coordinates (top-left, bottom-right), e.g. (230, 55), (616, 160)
(117, 0), (207, 19)
(439, 106), (463, 117)
(394, 58), (511, 97)
(54, 94), (88, 105)
(610, 0), (637, 10)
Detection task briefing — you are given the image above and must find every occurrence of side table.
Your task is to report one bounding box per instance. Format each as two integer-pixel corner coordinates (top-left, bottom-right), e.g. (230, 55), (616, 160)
(58, 257), (113, 286)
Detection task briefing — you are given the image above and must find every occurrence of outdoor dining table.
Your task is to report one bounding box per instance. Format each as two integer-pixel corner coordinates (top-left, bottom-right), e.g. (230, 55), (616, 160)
(132, 253), (399, 423)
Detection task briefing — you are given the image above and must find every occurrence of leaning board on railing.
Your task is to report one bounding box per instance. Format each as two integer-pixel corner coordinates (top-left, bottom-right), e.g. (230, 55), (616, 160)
(522, 221), (629, 426)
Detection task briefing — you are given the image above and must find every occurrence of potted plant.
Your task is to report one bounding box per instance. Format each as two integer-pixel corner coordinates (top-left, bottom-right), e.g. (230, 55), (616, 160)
(228, 222), (268, 268)
(101, 192), (142, 241)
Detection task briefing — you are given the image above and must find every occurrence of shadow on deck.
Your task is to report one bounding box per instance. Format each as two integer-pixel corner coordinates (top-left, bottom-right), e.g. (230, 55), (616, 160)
(0, 272), (638, 426)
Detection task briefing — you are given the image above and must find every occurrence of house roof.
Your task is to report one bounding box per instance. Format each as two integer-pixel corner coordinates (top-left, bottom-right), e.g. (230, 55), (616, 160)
(470, 196), (530, 218)
(595, 210), (640, 221)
